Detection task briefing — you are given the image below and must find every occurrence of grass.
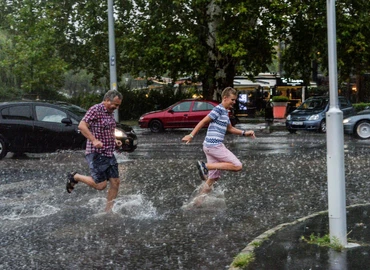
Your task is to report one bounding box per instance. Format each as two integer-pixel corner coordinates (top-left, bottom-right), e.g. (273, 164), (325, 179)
(301, 233), (344, 252)
(232, 253), (255, 268)
(251, 241), (262, 247)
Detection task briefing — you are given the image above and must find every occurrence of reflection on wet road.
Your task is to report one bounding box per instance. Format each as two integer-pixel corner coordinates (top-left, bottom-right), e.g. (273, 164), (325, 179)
(1, 127), (370, 269)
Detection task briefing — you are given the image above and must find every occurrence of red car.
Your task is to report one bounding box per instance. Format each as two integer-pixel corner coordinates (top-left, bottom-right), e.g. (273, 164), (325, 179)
(139, 99), (234, 132)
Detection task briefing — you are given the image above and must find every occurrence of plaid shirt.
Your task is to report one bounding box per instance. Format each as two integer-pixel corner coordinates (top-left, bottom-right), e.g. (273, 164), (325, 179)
(82, 103), (116, 157)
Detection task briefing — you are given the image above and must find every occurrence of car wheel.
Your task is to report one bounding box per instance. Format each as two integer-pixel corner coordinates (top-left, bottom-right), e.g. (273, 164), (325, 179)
(0, 137), (8, 160)
(319, 120), (326, 133)
(149, 119), (164, 133)
(355, 120), (370, 139)
(288, 129), (296, 134)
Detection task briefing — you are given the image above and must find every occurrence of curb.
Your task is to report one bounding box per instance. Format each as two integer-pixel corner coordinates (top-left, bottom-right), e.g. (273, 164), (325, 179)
(228, 203), (370, 270)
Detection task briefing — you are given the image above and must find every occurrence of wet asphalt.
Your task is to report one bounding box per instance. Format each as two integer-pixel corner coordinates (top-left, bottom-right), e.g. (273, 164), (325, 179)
(1, 121), (370, 269)
(241, 204), (370, 270)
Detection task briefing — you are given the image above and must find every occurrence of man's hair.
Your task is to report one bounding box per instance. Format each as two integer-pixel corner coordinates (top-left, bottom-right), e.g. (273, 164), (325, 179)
(104, 90), (123, 101)
(222, 87), (237, 98)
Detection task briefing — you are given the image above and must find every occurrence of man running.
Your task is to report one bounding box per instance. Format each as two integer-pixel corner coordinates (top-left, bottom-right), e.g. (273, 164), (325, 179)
(66, 90), (123, 212)
(182, 87), (255, 195)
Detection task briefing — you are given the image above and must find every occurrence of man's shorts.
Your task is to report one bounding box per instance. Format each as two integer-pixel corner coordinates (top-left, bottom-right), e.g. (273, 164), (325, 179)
(203, 143), (242, 179)
(86, 153), (119, 183)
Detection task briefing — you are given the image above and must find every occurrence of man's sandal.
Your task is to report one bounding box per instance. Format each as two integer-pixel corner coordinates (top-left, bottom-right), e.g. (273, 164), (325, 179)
(66, 172), (78, 193)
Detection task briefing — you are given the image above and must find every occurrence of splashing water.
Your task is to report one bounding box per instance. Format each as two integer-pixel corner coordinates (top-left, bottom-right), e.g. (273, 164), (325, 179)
(181, 183), (227, 211)
(0, 203), (60, 220)
(114, 152), (131, 163)
(87, 194), (160, 219)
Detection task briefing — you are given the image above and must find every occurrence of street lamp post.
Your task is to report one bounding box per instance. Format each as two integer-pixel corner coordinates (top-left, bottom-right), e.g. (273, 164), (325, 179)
(326, 0), (347, 246)
(108, 0), (119, 121)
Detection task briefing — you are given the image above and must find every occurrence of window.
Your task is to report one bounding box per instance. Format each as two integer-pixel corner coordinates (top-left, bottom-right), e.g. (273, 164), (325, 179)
(172, 101), (192, 112)
(301, 98), (327, 110)
(193, 101), (214, 111)
(36, 106), (67, 123)
(339, 98), (350, 109)
(1, 105), (32, 120)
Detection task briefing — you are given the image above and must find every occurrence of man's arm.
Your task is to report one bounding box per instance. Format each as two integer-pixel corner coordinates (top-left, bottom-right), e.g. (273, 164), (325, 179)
(182, 115), (212, 144)
(78, 120), (104, 148)
(227, 124), (255, 138)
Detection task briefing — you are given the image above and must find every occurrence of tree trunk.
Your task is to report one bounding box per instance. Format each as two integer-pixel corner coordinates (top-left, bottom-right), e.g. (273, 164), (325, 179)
(357, 74), (364, 102)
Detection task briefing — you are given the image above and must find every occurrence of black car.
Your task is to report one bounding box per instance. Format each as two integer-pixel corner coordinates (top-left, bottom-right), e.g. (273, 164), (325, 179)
(0, 101), (137, 159)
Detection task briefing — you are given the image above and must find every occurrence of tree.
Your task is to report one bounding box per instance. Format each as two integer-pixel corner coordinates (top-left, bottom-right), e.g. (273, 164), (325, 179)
(2, 0), (69, 98)
(279, 0), (370, 101)
(277, 0), (327, 85)
(336, 0), (370, 102)
(113, 0), (279, 99)
(0, 29), (18, 89)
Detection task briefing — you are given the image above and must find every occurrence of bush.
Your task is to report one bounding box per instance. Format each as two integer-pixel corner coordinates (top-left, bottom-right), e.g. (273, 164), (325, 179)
(69, 85), (194, 121)
(0, 86), (23, 101)
(353, 103), (370, 112)
(272, 95), (289, 102)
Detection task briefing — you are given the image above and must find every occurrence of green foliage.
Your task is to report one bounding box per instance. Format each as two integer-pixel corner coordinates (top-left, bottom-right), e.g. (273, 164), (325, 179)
(279, 0), (327, 84)
(280, 0), (370, 93)
(116, 0), (278, 96)
(232, 253), (255, 268)
(2, 0), (370, 103)
(0, 30), (18, 89)
(301, 233), (344, 252)
(2, 0), (69, 98)
(272, 95), (289, 102)
(70, 92), (104, 111)
(353, 103), (370, 112)
(70, 85), (193, 120)
(307, 86), (329, 97)
(119, 85), (192, 120)
(0, 86), (23, 101)
(251, 241), (262, 247)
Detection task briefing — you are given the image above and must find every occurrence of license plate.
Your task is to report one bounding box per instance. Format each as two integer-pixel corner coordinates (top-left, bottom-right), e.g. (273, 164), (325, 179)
(292, 121), (303, 125)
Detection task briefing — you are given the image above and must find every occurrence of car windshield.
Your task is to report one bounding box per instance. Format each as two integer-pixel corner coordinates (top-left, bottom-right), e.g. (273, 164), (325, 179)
(59, 104), (87, 118)
(298, 98), (328, 110)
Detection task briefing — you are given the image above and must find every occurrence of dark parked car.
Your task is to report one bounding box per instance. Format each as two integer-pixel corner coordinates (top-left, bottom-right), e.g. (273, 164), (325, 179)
(0, 101), (137, 159)
(138, 99), (236, 133)
(286, 96), (355, 133)
(343, 107), (370, 139)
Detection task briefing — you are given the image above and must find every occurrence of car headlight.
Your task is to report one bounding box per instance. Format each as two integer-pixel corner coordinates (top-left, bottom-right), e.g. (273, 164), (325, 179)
(114, 128), (126, 138)
(308, 114), (320, 121)
(286, 115), (291, 120)
(343, 118), (351, 124)
(139, 116), (144, 121)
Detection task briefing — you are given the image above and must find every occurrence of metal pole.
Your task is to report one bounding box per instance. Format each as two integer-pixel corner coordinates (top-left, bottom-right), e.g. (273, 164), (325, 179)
(326, 0), (347, 246)
(108, 0), (119, 121)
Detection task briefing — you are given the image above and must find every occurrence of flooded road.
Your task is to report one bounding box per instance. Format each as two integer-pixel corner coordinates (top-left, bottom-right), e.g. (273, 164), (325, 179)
(1, 126), (370, 269)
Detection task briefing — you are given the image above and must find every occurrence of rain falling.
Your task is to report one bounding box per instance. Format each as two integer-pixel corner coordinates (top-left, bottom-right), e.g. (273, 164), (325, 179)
(1, 127), (370, 269)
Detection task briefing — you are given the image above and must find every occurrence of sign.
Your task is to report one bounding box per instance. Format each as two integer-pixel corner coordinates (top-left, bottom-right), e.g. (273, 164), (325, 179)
(277, 78), (305, 86)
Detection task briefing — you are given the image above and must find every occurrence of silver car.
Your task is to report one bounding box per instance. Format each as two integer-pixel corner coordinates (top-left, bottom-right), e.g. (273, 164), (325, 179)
(286, 96), (355, 133)
(343, 108), (370, 139)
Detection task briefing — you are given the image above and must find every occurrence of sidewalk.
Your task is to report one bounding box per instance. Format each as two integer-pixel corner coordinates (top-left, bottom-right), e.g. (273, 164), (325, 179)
(229, 204), (370, 269)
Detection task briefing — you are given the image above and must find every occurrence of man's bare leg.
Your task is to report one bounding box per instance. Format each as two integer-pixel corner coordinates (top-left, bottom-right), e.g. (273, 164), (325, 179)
(192, 178), (217, 207)
(105, 178), (120, 212)
(206, 162), (242, 172)
(202, 178), (216, 193)
(74, 173), (107, 190)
